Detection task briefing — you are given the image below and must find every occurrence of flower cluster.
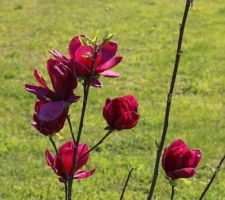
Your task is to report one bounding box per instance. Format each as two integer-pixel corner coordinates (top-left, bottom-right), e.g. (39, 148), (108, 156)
(25, 34), (140, 188)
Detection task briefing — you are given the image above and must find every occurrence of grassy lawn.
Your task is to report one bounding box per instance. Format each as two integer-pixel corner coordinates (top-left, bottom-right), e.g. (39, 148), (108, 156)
(0, 0), (224, 199)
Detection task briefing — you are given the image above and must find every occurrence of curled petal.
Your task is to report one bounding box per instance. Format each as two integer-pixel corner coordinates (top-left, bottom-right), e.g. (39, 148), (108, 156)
(50, 50), (68, 64)
(74, 169), (96, 179)
(99, 70), (120, 78)
(90, 79), (103, 88)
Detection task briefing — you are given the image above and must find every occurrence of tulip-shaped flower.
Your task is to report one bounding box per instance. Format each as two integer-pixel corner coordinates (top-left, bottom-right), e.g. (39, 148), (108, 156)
(45, 141), (95, 182)
(103, 95), (140, 131)
(68, 35), (123, 88)
(32, 101), (68, 136)
(162, 139), (201, 180)
(25, 58), (79, 103)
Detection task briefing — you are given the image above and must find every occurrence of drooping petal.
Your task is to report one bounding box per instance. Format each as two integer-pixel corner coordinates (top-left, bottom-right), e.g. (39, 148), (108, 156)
(170, 168), (196, 179)
(37, 101), (66, 122)
(99, 70), (120, 78)
(74, 169), (96, 179)
(90, 79), (103, 88)
(68, 36), (82, 57)
(67, 95), (81, 104)
(96, 56), (123, 72)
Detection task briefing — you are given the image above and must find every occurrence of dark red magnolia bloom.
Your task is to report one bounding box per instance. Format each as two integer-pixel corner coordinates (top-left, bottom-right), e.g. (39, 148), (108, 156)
(45, 141), (95, 182)
(32, 101), (68, 136)
(103, 95), (140, 131)
(162, 139), (201, 180)
(25, 59), (79, 103)
(68, 35), (123, 88)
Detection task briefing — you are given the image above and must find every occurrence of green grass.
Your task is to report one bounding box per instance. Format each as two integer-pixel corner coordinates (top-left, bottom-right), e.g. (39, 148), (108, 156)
(0, 0), (225, 199)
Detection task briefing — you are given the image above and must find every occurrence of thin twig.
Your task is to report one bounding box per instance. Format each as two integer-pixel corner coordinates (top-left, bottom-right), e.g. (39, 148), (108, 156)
(49, 136), (69, 179)
(147, 1), (192, 199)
(199, 153), (225, 200)
(171, 185), (175, 200)
(67, 47), (98, 200)
(67, 115), (76, 144)
(77, 130), (113, 163)
(120, 168), (134, 200)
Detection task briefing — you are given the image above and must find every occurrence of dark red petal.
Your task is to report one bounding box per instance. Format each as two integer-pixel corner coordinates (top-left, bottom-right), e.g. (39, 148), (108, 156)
(74, 169), (96, 179)
(50, 50), (68, 64)
(37, 101), (66, 122)
(75, 45), (94, 69)
(170, 168), (196, 179)
(99, 70), (120, 78)
(34, 69), (49, 89)
(90, 79), (103, 88)
(68, 36), (82, 57)
(75, 144), (89, 171)
(95, 41), (118, 66)
(45, 149), (55, 167)
(96, 56), (123, 72)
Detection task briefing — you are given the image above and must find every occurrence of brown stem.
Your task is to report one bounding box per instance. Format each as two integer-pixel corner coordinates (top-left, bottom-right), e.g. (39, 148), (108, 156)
(147, 1), (192, 199)
(77, 130), (113, 163)
(120, 168), (134, 200)
(67, 115), (76, 144)
(67, 47), (98, 200)
(199, 153), (225, 200)
(171, 185), (175, 200)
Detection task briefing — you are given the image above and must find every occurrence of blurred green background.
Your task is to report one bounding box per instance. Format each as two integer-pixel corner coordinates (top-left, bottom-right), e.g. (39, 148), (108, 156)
(0, 0), (224, 199)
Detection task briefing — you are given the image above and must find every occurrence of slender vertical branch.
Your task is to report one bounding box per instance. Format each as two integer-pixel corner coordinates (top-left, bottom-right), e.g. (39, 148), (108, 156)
(199, 153), (225, 200)
(171, 185), (175, 200)
(67, 115), (76, 144)
(67, 47), (98, 200)
(147, 1), (192, 199)
(120, 168), (134, 200)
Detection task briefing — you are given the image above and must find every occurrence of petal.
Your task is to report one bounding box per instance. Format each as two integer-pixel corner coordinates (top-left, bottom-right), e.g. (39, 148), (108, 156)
(74, 169), (96, 179)
(50, 50), (68, 64)
(34, 69), (49, 89)
(69, 59), (90, 77)
(95, 41), (118, 66)
(37, 101), (66, 122)
(25, 84), (51, 101)
(68, 36), (82, 57)
(67, 95), (81, 104)
(45, 149), (55, 167)
(191, 149), (201, 168)
(99, 70), (120, 78)
(114, 111), (140, 131)
(90, 79), (103, 88)
(75, 45), (94, 69)
(170, 168), (196, 179)
(96, 56), (123, 72)
(75, 144), (89, 171)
